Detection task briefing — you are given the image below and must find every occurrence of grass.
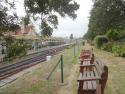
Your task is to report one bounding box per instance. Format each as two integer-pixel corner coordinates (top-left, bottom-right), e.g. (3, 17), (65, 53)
(3, 43), (125, 94)
(0, 45), (82, 94)
(94, 48), (125, 94)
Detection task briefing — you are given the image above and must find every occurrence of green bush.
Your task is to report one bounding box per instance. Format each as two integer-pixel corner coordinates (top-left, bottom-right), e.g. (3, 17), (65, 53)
(6, 43), (28, 59)
(101, 42), (113, 52)
(112, 45), (121, 56)
(94, 35), (108, 49)
(120, 44), (125, 57)
(106, 27), (125, 41)
(101, 42), (125, 57)
(5, 39), (28, 60)
(112, 43), (125, 57)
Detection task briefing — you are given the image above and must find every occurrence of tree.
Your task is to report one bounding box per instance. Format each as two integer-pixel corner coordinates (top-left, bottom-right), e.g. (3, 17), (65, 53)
(21, 16), (30, 28)
(24, 0), (79, 36)
(41, 21), (53, 36)
(85, 0), (125, 40)
(70, 34), (73, 40)
(0, 0), (20, 36)
(83, 31), (96, 40)
(106, 28), (119, 41)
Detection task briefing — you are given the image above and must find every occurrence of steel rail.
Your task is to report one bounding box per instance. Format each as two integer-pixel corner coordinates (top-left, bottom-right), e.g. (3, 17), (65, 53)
(0, 44), (69, 80)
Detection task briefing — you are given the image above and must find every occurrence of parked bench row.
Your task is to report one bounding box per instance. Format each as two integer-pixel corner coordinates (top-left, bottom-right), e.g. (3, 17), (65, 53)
(77, 49), (108, 94)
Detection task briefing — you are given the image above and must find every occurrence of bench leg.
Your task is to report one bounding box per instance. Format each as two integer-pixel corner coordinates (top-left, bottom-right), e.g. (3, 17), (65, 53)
(96, 84), (101, 94)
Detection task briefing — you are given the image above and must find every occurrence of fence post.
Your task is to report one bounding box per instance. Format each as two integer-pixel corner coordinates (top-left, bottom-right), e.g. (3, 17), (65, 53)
(78, 41), (80, 52)
(74, 44), (76, 57)
(60, 55), (64, 83)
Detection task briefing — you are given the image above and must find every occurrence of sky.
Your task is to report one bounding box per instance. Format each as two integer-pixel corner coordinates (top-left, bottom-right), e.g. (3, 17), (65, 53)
(53, 0), (93, 38)
(15, 0), (93, 38)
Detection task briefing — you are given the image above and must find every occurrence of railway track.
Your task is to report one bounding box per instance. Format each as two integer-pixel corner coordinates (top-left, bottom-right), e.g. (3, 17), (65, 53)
(0, 44), (69, 80)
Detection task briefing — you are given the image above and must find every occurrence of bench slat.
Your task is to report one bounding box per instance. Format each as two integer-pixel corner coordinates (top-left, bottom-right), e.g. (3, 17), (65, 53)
(93, 67), (99, 77)
(83, 71), (87, 78)
(90, 71), (94, 78)
(88, 72), (92, 89)
(78, 73), (83, 80)
(92, 81), (97, 90)
(83, 58), (91, 61)
(83, 81), (88, 90)
(87, 81), (93, 90)
(80, 64), (95, 67)
(96, 60), (104, 72)
(90, 71), (97, 90)
(95, 61), (103, 75)
(78, 69), (101, 81)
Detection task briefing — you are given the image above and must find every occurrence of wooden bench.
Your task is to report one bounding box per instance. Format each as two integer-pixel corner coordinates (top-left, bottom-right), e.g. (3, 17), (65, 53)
(80, 51), (92, 58)
(77, 60), (108, 94)
(79, 50), (92, 63)
(82, 50), (92, 54)
(80, 53), (94, 65)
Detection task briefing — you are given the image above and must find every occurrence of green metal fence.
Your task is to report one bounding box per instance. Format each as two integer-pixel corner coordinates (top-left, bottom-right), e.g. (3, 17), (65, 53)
(47, 55), (64, 83)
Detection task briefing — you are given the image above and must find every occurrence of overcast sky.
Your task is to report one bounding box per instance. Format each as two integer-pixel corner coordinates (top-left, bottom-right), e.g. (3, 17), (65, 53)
(54, 0), (93, 38)
(15, 0), (93, 38)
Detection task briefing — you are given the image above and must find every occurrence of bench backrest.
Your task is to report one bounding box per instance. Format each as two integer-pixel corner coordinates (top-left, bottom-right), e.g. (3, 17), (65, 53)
(95, 60), (108, 94)
(82, 49), (92, 53)
(80, 53), (94, 65)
